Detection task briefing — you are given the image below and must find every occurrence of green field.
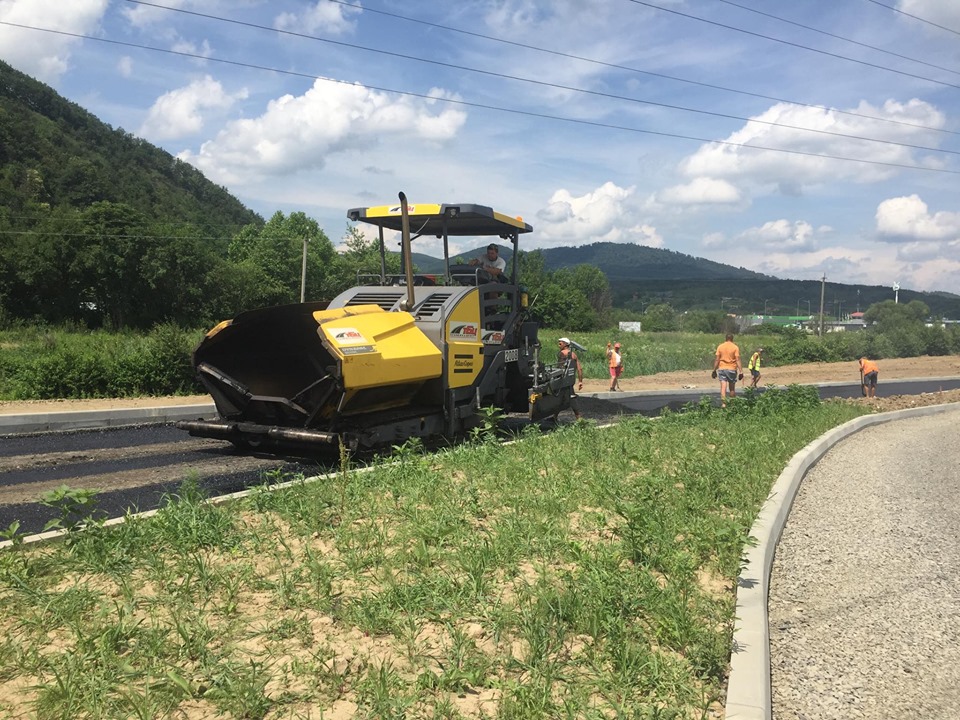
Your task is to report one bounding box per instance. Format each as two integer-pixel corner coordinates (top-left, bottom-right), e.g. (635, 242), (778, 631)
(0, 388), (865, 718)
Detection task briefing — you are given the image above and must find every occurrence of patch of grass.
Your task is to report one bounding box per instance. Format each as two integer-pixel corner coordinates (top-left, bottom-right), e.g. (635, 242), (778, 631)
(0, 391), (867, 718)
(0, 324), (203, 400)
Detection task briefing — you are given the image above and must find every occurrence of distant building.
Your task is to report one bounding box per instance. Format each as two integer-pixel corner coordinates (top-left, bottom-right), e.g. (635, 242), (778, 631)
(743, 314), (811, 328)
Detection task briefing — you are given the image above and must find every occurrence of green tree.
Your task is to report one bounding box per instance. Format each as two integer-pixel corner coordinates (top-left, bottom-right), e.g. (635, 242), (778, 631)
(71, 201), (155, 328)
(518, 249), (549, 291)
(863, 300), (929, 330)
(517, 251), (609, 331)
(862, 299), (929, 357)
(228, 211), (337, 306)
(530, 283), (596, 331)
(643, 303), (678, 331)
(332, 225), (401, 290)
(681, 309), (732, 334)
(554, 264), (612, 325)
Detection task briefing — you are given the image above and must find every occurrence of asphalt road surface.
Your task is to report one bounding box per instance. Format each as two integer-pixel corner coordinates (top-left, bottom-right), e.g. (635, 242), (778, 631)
(0, 425), (329, 535)
(2, 378), (957, 536)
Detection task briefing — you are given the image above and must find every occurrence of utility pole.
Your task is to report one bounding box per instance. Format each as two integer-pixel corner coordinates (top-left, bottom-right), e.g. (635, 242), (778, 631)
(818, 274), (826, 337)
(300, 237), (309, 303)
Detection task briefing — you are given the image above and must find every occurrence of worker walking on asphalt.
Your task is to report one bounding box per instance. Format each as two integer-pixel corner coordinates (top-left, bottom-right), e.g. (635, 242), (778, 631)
(606, 341), (623, 391)
(712, 333), (742, 408)
(859, 357), (879, 398)
(748, 347), (764, 388)
(558, 337), (583, 420)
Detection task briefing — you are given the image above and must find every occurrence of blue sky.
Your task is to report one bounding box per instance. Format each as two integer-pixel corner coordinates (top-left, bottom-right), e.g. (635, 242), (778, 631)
(2, 0), (960, 293)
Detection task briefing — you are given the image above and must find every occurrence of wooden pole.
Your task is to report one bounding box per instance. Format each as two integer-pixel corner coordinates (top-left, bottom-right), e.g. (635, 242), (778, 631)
(818, 274), (826, 337)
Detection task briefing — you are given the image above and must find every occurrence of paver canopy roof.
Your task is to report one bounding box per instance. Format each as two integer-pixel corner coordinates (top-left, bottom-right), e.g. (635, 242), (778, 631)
(348, 203), (532, 237)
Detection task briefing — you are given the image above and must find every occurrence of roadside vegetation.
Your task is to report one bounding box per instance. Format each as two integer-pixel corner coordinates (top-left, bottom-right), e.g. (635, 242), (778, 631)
(2, 300), (958, 400)
(0, 323), (202, 399)
(0, 387), (866, 719)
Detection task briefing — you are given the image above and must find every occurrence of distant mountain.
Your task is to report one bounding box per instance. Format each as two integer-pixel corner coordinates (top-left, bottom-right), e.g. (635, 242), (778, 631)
(536, 242), (769, 281)
(0, 59), (261, 230)
(410, 241), (767, 281)
(409, 242), (960, 317)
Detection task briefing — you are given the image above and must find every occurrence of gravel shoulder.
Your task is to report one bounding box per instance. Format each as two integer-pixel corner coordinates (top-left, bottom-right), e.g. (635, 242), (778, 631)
(769, 407), (960, 719)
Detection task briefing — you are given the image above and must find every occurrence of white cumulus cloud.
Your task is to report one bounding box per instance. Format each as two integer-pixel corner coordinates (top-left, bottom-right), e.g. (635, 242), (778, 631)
(657, 177), (741, 205)
(140, 76), (247, 141)
(535, 182), (662, 247)
(177, 79), (467, 183)
(0, 0), (109, 81)
(680, 99), (946, 190)
(704, 219), (828, 253)
(121, 0), (190, 29)
(275, 1), (361, 35)
(171, 38), (212, 62)
(876, 194), (960, 242)
(740, 219), (820, 252)
(898, 0), (960, 30)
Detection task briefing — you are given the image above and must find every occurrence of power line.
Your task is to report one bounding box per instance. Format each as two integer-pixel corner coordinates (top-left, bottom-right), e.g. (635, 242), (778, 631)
(112, 4), (959, 158)
(624, 0), (960, 90)
(861, 0), (960, 37)
(0, 230), (238, 240)
(714, 0), (960, 77)
(320, 0), (958, 137)
(3, 21), (959, 176)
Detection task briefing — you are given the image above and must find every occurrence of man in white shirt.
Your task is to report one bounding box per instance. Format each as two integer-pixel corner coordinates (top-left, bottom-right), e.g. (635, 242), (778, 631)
(470, 243), (506, 280)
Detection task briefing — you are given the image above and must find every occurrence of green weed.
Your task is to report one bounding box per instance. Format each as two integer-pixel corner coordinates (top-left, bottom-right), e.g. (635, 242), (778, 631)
(0, 399), (869, 719)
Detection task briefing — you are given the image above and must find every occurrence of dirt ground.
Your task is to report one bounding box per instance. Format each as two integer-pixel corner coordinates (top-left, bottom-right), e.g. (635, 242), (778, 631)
(582, 354), (960, 413)
(1, 355), (958, 416)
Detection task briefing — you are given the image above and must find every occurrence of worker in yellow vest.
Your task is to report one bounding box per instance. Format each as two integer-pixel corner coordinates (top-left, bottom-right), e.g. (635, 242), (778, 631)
(748, 347), (764, 388)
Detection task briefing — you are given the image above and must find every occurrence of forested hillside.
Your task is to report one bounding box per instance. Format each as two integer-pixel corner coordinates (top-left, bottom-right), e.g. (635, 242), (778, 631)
(0, 60), (258, 229)
(414, 242), (766, 282)
(615, 278), (960, 319)
(540, 242), (767, 281)
(0, 62), (385, 329)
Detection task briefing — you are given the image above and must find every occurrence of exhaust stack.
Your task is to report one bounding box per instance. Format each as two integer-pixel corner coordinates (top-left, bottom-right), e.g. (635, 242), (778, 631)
(398, 191), (416, 311)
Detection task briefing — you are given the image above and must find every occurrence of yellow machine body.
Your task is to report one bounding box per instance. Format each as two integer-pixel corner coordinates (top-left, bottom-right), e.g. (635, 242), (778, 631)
(442, 289), (484, 389)
(179, 199), (576, 452)
(314, 305), (442, 390)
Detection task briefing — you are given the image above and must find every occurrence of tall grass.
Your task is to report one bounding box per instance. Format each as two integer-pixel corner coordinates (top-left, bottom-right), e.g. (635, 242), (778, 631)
(0, 389), (866, 718)
(0, 324), (203, 399)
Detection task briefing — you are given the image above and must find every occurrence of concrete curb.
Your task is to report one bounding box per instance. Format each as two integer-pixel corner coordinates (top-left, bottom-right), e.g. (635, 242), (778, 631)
(724, 402), (960, 719)
(0, 403), (216, 434)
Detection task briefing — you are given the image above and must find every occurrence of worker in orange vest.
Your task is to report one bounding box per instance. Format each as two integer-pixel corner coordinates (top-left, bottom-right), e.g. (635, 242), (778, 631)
(712, 333), (742, 408)
(606, 341), (623, 391)
(859, 357), (879, 398)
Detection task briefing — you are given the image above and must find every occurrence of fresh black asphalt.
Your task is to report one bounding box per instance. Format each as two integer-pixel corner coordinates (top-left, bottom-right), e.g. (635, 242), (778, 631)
(2, 378), (957, 537)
